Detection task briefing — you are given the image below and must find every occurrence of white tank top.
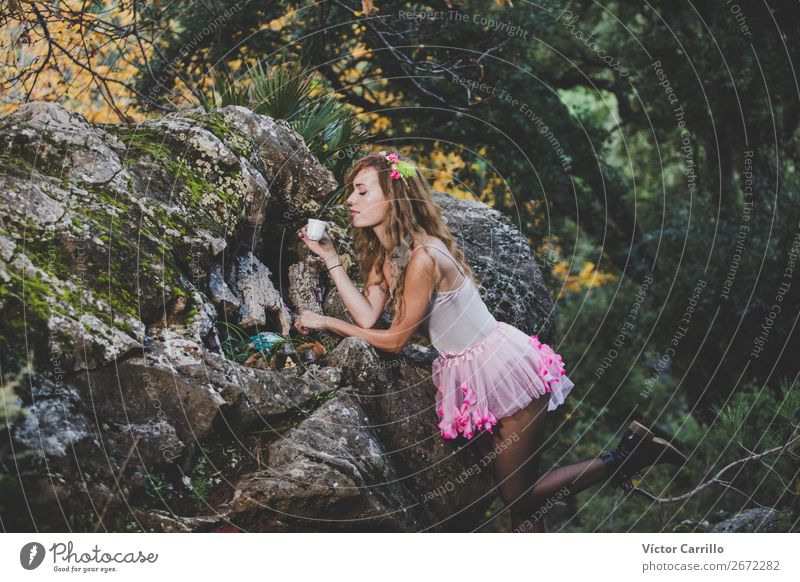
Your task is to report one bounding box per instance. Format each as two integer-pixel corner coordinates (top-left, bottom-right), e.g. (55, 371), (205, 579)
(410, 244), (498, 354)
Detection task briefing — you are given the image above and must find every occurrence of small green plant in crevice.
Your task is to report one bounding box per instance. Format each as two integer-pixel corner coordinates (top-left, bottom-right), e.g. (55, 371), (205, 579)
(316, 387), (336, 407)
(247, 392), (341, 441)
(181, 455), (223, 512)
(247, 411), (307, 441)
(144, 471), (172, 499)
(217, 320), (254, 364)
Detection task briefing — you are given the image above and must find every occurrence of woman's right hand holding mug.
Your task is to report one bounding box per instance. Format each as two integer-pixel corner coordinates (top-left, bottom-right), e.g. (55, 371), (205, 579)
(297, 225), (337, 262)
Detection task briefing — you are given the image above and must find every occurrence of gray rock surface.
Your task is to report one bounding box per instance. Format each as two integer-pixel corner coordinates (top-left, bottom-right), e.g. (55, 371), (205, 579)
(710, 508), (793, 533)
(0, 101), (557, 533)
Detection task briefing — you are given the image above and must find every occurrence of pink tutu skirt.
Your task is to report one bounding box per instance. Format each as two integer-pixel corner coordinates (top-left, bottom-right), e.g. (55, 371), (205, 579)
(432, 320), (575, 440)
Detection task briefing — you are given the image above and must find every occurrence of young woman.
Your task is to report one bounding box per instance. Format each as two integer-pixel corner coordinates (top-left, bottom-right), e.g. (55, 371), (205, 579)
(295, 151), (687, 532)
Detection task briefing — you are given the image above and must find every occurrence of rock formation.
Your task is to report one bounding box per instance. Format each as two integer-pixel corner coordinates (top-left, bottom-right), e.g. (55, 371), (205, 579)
(0, 102), (557, 532)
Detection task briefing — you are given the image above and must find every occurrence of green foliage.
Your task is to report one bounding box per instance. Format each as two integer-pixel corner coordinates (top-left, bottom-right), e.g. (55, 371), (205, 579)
(707, 376), (800, 457)
(555, 377), (799, 532)
(198, 71), (249, 112)
(216, 320), (255, 364)
(182, 455), (223, 511)
(298, 389), (339, 419)
(248, 60), (315, 120)
(197, 60), (369, 183)
(144, 471), (172, 499)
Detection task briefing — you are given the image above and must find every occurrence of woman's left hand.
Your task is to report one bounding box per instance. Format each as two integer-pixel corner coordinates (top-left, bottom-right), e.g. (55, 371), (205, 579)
(295, 310), (328, 335)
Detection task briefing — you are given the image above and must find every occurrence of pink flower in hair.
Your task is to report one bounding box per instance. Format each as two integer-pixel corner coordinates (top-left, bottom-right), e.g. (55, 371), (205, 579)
(379, 150), (417, 181)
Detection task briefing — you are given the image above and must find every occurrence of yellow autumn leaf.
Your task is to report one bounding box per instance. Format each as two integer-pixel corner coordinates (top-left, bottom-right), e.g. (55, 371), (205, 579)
(352, 44), (368, 59)
(552, 259), (617, 299)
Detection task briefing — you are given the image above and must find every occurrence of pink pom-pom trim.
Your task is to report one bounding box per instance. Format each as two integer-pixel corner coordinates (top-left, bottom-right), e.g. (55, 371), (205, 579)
(437, 381), (499, 439)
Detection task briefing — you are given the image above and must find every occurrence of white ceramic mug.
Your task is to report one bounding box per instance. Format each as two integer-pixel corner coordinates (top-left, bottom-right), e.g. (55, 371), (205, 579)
(306, 218), (327, 241)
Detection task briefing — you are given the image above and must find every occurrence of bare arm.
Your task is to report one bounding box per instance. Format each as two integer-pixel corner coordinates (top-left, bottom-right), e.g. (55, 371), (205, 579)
(324, 251), (388, 329)
(323, 248), (436, 353)
(297, 225), (386, 328)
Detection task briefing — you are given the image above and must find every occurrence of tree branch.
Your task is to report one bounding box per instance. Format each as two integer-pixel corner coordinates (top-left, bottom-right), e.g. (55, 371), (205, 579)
(626, 432), (800, 505)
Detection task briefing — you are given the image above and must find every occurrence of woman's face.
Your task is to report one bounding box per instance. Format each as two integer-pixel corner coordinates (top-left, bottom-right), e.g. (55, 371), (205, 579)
(347, 166), (388, 228)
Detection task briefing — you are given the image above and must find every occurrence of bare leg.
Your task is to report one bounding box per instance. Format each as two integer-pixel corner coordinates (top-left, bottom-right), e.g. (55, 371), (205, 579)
(488, 393), (612, 532)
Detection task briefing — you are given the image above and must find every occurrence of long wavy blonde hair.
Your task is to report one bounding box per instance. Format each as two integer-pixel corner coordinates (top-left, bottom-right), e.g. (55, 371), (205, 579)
(343, 152), (485, 323)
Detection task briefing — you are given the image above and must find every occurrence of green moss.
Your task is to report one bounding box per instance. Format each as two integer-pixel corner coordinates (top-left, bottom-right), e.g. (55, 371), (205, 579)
(109, 119), (252, 236)
(110, 126), (173, 161)
(20, 231), (76, 283)
(1, 116), (250, 345)
(184, 110), (253, 158)
(10, 217), (145, 330)
(116, 321), (134, 336)
(0, 154), (34, 179)
(91, 186), (131, 214)
(0, 266), (58, 365)
(195, 111), (232, 139)
(165, 157), (213, 206)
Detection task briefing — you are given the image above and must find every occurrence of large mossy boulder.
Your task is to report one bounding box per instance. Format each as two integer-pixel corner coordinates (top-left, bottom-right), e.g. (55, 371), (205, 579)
(0, 101), (558, 532)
